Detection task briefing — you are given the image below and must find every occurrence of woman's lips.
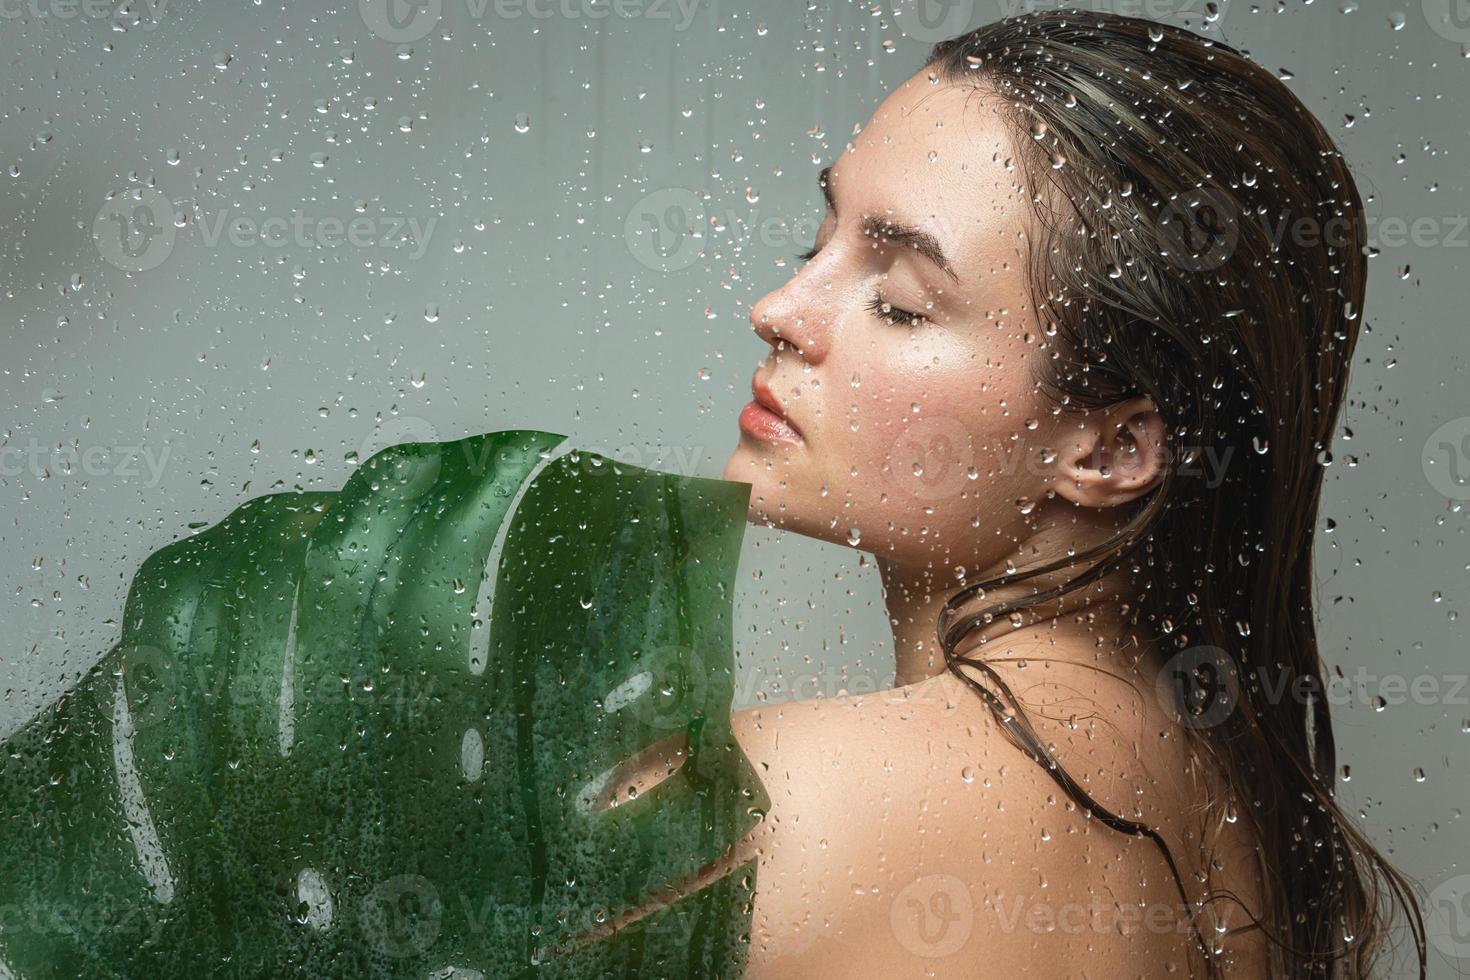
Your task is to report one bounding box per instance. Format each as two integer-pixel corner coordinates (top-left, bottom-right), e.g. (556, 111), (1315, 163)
(738, 400), (804, 446)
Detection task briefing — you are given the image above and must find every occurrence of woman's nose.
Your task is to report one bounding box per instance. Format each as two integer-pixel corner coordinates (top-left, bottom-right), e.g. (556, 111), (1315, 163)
(749, 281), (829, 364)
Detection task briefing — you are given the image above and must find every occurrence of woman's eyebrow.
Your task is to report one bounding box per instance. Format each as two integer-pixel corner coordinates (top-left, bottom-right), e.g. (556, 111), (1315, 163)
(861, 215), (960, 285)
(818, 164), (960, 285)
(818, 165), (836, 213)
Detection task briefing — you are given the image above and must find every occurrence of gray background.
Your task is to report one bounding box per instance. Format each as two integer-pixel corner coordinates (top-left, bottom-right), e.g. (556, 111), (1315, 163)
(1, 0), (1466, 974)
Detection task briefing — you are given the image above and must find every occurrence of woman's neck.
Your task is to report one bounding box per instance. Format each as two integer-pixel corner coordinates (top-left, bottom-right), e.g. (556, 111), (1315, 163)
(876, 521), (1145, 689)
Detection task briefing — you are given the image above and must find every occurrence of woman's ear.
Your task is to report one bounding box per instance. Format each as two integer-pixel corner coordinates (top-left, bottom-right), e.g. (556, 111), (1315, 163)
(1049, 396), (1168, 508)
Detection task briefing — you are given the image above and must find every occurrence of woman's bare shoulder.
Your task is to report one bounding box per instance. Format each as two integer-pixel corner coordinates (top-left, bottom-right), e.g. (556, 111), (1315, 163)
(728, 669), (1253, 978)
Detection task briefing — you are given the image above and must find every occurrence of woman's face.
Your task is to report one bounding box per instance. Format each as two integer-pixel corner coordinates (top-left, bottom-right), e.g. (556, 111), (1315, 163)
(723, 73), (1059, 572)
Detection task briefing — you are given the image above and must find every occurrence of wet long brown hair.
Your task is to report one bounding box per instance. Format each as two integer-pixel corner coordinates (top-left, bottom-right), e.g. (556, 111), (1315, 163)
(926, 11), (1426, 979)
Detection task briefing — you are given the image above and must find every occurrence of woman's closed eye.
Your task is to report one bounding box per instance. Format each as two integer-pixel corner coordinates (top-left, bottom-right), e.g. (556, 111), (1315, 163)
(866, 293), (927, 327)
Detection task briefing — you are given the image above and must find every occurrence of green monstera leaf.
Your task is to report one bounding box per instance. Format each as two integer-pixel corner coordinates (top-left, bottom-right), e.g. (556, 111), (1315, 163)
(0, 430), (769, 979)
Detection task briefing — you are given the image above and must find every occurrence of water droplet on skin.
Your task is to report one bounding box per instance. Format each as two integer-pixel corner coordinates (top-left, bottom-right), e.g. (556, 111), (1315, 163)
(846, 527), (861, 546)
(961, 766), (976, 783)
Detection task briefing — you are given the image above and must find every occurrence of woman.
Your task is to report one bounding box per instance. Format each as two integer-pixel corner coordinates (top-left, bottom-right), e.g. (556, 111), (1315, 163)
(723, 11), (1426, 979)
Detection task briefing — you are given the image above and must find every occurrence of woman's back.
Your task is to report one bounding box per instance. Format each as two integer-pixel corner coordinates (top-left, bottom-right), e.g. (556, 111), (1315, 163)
(730, 663), (1268, 978)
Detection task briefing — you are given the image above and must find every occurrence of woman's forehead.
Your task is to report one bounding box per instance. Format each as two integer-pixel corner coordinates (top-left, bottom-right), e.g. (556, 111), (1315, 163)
(828, 77), (1033, 283)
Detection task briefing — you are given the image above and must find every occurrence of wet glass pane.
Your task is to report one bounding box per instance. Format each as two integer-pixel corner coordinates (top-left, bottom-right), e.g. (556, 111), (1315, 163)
(1, 2), (1465, 977)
